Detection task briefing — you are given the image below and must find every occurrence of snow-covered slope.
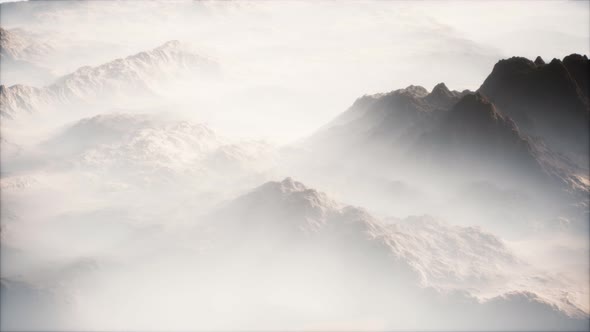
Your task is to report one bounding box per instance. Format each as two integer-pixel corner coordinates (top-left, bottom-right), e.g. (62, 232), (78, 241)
(37, 113), (275, 186)
(193, 177), (588, 329)
(48, 40), (217, 101)
(0, 40), (218, 119)
(0, 27), (53, 62)
(0, 27), (56, 86)
(1, 173), (586, 330)
(0, 84), (52, 118)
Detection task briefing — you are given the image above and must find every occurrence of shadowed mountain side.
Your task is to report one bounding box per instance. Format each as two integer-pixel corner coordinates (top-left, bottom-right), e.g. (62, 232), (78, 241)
(295, 85), (577, 196)
(479, 55), (589, 169)
(278, 58), (589, 234)
(563, 54), (589, 100)
(305, 84), (470, 162)
(411, 93), (547, 185)
(290, 55), (590, 197)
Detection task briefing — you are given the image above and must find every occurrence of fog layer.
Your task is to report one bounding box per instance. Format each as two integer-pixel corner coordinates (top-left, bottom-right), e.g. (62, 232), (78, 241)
(1, 1), (589, 331)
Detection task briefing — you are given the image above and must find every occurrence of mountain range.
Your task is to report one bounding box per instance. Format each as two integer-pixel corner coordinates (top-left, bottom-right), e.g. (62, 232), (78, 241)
(1, 35), (588, 330)
(31, 113), (277, 189)
(293, 54), (589, 204)
(189, 177), (588, 330)
(0, 40), (218, 119)
(0, 27), (53, 62)
(0, 27), (55, 86)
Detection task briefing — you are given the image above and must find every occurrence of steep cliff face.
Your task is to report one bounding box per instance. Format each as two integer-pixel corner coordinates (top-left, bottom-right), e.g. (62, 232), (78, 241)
(563, 54), (589, 100)
(414, 93), (542, 175)
(306, 83), (469, 163)
(298, 54), (589, 195)
(479, 55), (589, 168)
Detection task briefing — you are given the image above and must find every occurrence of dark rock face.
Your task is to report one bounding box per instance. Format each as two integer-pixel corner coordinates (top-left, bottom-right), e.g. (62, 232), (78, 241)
(413, 93), (545, 182)
(425, 82), (468, 109)
(303, 54), (589, 195)
(563, 53), (589, 100)
(315, 83), (467, 144)
(309, 85), (443, 152)
(534, 56), (546, 66)
(478, 55), (589, 167)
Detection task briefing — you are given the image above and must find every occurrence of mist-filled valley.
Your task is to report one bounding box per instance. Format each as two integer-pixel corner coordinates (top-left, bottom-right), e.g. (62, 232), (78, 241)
(1, 1), (589, 331)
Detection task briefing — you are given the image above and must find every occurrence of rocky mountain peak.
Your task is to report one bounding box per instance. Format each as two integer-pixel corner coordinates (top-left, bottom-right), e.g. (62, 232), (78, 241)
(395, 85), (429, 98)
(425, 82), (459, 108)
(431, 82), (451, 95)
(534, 56), (546, 66)
(478, 53), (589, 167)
